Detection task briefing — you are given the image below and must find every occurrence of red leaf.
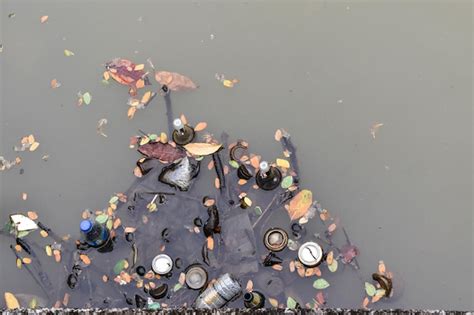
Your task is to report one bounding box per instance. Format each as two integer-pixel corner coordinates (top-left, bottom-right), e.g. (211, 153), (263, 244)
(138, 141), (186, 163)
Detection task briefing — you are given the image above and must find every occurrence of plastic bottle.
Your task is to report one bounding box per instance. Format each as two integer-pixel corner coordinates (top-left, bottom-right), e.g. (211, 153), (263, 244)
(243, 291), (265, 308)
(80, 220), (111, 251)
(172, 118), (195, 145)
(255, 161), (282, 191)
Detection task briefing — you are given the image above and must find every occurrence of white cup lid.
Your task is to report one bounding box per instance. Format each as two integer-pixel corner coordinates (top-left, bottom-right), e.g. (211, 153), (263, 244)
(152, 254), (173, 275)
(298, 242), (323, 267)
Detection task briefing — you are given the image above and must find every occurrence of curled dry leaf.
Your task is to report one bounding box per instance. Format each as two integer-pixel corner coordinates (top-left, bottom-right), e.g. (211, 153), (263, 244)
(287, 189), (313, 220)
(370, 123), (384, 139)
(184, 142), (222, 156)
(97, 118), (108, 137)
(155, 71), (197, 91)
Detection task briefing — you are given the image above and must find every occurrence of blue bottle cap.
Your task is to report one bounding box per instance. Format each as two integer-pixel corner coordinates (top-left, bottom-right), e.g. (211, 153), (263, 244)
(80, 220), (93, 232)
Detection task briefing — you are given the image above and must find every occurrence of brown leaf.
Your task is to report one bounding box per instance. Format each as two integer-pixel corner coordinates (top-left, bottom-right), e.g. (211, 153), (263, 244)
(184, 143), (222, 156)
(287, 189), (313, 220)
(138, 141), (186, 162)
(378, 260), (386, 274)
(194, 122), (207, 132)
(245, 280), (253, 292)
(155, 71), (197, 91)
(80, 254), (91, 265)
(40, 15), (49, 23)
(207, 236), (214, 250)
(27, 211), (38, 220)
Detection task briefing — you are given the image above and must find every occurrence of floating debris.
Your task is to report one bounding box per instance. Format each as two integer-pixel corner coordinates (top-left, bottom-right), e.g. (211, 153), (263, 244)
(13, 135), (40, 152)
(158, 157), (200, 191)
(40, 15), (49, 23)
(154, 71), (197, 91)
(96, 118), (108, 137)
(370, 122), (384, 139)
(50, 79), (61, 89)
(64, 49), (74, 57)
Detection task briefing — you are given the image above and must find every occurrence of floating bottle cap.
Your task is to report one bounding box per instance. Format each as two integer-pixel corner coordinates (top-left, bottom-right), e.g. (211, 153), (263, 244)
(152, 254), (173, 275)
(263, 228), (288, 252)
(173, 118), (184, 130)
(259, 161), (270, 173)
(80, 220), (93, 233)
(298, 242), (323, 267)
(185, 264), (208, 290)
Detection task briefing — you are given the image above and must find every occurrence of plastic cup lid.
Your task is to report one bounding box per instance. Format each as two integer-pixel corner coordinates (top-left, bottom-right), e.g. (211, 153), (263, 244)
(152, 254), (173, 275)
(298, 242), (323, 267)
(185, 265), (208, 289)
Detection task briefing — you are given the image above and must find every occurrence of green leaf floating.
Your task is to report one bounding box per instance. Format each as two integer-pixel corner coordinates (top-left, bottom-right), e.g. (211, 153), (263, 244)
(95, 214), (108, 224)
(328, 260), (338, 272)
(254, 206), (262, 216)
(281, 176), (293, 189)
(82, 92), (92, 105)
(286, 296), (297, 309)
(113, 259), (127, 274)
(109, 196), (119, 204)
(229, 160), (239, 169)
(173, 283), (183, 292)
(365, 282), (376, 297)
(313, 278), (330, 290)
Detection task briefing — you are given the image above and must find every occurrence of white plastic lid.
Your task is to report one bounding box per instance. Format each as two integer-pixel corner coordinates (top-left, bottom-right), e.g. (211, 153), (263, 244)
(259, 161), (270, 173)
(152, 254), (173, 275)
(298, 242), (323, 267)
(173, 118), (184, 130)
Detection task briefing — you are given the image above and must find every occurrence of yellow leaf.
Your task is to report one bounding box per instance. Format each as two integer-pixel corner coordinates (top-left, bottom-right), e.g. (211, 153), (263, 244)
(127, 106), (137, 119)
(134, 64), (145, 71)
(276, 158), (290, 169)
(184, 142), (222, 156)
(222, 80), (234, 88)
(4, 292), (20, 309)
(103, 71), (110, 81)
(29, 142), (40, 152)
(287, 189), (312, 220)
(207, 236), (214, 250)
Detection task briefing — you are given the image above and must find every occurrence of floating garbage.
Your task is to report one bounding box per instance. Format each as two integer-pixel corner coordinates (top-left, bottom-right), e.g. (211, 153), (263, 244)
(0, 59), (399, 311)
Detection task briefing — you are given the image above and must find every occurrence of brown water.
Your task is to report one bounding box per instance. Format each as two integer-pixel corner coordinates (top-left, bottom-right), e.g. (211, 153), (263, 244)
(0, 0), (472, 310)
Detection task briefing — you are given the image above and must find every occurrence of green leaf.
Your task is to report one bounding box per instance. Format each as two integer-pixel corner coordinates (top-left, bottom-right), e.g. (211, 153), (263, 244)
(148, 302), (160, 310)
(106, 218), (113, 230)
(101, 79), (110, 85)
(17, 230), (30, 238)
(365, 282), (376, 297)
(229, 160), (239, 168)
(109, 196), (119, 204)
(313, 278), (330, 290)
(113, 259), (127, 274)
(148, 134), (158, 141)
(281, 175), (293, 189)
(194, 156), (204, 161)
(328, 260), (338, 273)
(95, 214), (108, 224)
(173, 283), (183, 292)
(28, 297), (38, 309)
(82, 92), (92, 105)
(286, 296), (297, 309)
(64, 49), (75, 56)
(375, 289), (386, 297)
(254, 206), (262, 216)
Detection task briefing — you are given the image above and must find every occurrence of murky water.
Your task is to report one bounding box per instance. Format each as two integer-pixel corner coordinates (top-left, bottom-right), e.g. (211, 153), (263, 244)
(0, 0), (472, 310)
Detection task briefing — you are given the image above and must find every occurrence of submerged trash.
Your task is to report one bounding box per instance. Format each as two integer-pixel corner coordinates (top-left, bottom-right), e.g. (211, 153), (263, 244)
(195, 273), (241, 309)
(298, 242), (323, 267)
(263, 228), (288, 252)
(158, 157), (200, 191)
(172, 118), (195, 146)
(243, 291), (265, 308)
(184, 264), (208, 290)
(151, 254), (173, 275)
(255, 161), (282, 191)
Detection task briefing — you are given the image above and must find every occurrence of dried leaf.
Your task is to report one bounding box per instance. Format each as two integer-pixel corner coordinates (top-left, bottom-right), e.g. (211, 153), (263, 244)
(97, 118), (108, 137)
(272, 264), (283, 271)
(79, 254), (91, 265)
(362, 297), (370, 309)
(222, 79), (234, 88)
(275, 129), (282, 141)
(155, 71), (197, 91)
(50, 79), (61, 89)
(327, 223), (337, 233)
(326, 251), (334, 265)
(4, 292), (20, 309)
(287, 189), (313, 220)
(29, 142), (40, 152)
(269, 298), (278, 308)
(127, 106), (137, 119)
(40, 15), (49, 23)
(138, 141), (186, 162)
(370, 123), (384, 139)
(184, 142), (222, 156)
(245, 280), (253, 292)
(22, 257), (32, 264)
(378, 260), (386, 274)
(45, 245), (52, 256)
(250, 155), (260, 169)
(207, 236), (214, 250)
(194, 122), (207, 132)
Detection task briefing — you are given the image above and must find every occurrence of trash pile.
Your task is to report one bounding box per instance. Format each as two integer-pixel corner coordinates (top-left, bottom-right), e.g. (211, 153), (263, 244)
(1, 58), (398, 310)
